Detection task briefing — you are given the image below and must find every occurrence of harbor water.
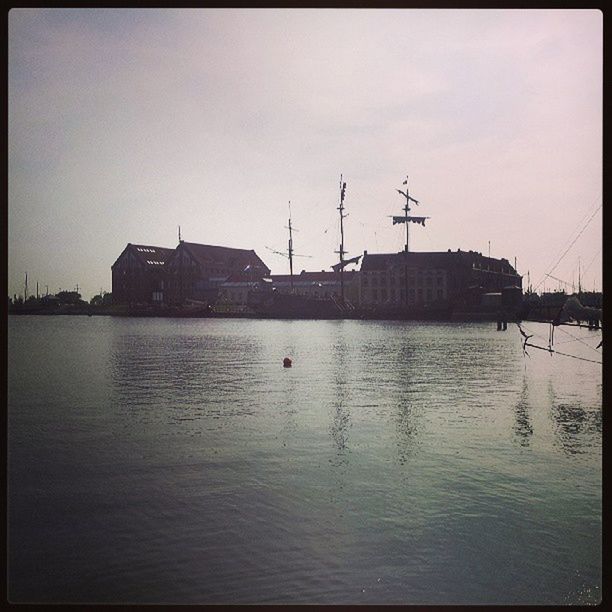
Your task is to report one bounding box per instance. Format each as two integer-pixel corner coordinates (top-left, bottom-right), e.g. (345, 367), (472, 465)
(7, 315), (602, 604)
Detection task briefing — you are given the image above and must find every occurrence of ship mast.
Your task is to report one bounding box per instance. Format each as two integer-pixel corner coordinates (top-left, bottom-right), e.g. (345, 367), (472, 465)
(404, 175), (410, 252)
(266, 201), (311, 293)
(335, 175), (348, 302)
(392, 175), (428, 253)
(390, 175), (429, 305)
(287, 201), (295, 292)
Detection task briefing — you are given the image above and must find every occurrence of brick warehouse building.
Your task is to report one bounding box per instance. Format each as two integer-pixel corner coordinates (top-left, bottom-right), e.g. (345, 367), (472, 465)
(112, 241), (270, 306)
(163, 241), (270, 305)
(111, 243), (174, 305)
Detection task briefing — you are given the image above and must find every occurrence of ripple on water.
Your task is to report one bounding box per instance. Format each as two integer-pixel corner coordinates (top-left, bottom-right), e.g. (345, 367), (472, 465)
(7, 317), (601, 604)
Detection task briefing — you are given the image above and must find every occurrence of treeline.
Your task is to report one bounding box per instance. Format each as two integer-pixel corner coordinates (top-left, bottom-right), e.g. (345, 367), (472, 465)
(8, 291), (113, 313)
(524, 290), (602, 308)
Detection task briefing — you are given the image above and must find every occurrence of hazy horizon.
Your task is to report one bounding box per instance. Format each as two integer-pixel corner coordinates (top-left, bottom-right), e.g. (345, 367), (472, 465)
(8, 8), (602, 301)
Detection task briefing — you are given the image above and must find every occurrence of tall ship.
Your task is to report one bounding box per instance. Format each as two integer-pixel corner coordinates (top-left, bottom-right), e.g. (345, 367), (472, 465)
(247, 178), (358, 319)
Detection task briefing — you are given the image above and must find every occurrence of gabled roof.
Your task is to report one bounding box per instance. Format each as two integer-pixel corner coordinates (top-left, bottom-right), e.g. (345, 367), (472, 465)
(130, 244), (174, 266)
(112, 243), (174, 269)
(177, 241), (271, 274)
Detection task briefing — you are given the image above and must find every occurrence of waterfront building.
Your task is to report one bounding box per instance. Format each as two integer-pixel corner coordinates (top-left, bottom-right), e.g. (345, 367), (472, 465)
(270, 270), (359, 302)
(164, 241), (270, 306)
(359, 249), (522, 313)
(111, 243), (174, 305)
(217, 272), (265, 314)
(112, 241), (270, 306)
(216, 269), (359, 313)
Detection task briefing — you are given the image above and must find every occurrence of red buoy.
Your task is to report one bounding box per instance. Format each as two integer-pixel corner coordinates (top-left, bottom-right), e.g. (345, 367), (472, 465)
(283, 357), (292, 368)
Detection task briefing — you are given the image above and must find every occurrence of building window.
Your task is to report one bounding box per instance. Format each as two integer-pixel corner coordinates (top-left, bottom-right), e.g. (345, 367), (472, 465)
(362, 275), (369, 287)
(372, 289), (378, 302)
(437, 289), (444, 300)
(381, 288), (387, 302)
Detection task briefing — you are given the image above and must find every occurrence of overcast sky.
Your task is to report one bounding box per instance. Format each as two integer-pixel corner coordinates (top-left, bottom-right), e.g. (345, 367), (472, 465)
(8, 8), (602, 300)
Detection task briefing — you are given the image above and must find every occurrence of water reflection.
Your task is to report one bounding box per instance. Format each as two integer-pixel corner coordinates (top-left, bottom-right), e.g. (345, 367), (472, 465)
(8, 317), (602, 605)
(279, 363), (298, 440)
(394, 400), (420, 465)
(547, 382), (602, 455)
(392, 335), (422, 465)
(330, 403), (351, 455)
(329, 327), (352, 463)
(551, 401), (601, 455)
(513, 376), (533, 447)
(110, 326), (264, 427)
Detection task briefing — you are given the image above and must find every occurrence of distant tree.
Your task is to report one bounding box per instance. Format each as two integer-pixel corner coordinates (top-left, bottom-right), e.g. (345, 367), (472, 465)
(90, 291), (112, 306)
(56, 290), (82, 304)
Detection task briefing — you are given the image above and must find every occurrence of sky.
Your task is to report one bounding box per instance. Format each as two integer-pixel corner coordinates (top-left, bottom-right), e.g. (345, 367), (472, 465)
(8, 8), (602, 301)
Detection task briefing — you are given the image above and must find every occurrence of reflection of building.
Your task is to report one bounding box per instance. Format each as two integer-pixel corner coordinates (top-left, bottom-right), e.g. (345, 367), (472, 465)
(164, 241), (270, 305)
(359, 249), (521, 312)
(111, 243), (174, 305)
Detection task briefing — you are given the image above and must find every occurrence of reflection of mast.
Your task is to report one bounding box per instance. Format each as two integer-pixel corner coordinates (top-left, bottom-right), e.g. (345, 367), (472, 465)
(335, 176), (347, 302)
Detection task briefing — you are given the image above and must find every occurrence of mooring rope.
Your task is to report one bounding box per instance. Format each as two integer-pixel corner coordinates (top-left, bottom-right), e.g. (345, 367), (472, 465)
(522, 341), (602, 365)
(516, 322), (602, 365)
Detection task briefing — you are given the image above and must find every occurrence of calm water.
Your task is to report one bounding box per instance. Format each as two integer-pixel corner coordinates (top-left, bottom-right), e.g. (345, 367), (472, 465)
(7, 315), (602, 604)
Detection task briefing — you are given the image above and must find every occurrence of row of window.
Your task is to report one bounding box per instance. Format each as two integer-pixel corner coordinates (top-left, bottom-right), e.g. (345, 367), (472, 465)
(363, 274), (445, 288)
(365, 287), (445, 303)
(473, 263), (512, 274)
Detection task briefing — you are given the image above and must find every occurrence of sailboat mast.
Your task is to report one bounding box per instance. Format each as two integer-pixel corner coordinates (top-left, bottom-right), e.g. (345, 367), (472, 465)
(404, 175), (410, 253)
(288, 201), (294, 292)
(337, 175), (347, 302)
